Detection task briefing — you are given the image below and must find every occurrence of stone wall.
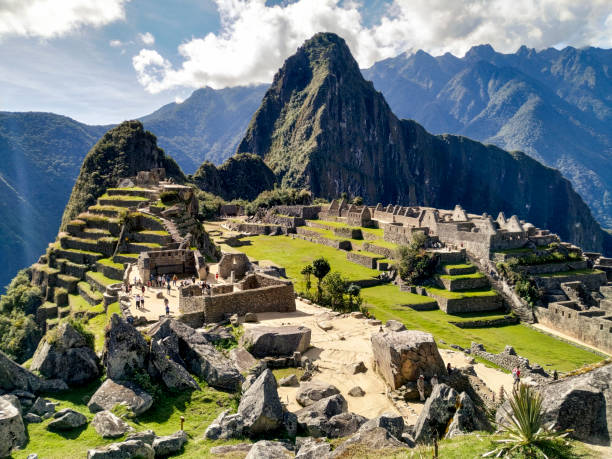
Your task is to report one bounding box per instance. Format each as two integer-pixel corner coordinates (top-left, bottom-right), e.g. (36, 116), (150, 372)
(533, 271), (608, 291)
(429, 292), (502, 314)
(271, 205), (321, 219)
(362, 242), (395, 259)
(217, 252), (250, 279)
(469, 343), (549, 379)
(138, 249), (199, 282)
(449, 315), (519, 328)
(516, 260), (589, 275)
(292, 233), (352, 251)
(333, 227), (363, 239)
(535, 304), (612, 354)
(226, 222), (284, 235)
(346, 251), (382, 269)
(435, 223), (492, 260)
(438, 275), (489, 291)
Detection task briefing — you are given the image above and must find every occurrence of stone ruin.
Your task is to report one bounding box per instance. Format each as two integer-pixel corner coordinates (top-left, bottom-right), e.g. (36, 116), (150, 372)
(137, 248), (207, 282)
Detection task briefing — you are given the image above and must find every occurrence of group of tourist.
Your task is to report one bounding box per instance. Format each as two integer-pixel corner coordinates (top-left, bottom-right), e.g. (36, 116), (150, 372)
(415, 362), (454, 401)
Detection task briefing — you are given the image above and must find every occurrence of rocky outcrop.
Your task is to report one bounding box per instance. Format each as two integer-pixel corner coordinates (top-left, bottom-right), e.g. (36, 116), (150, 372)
(204, 410), (244, 440)
(92, 410), (133, 438)
(279, 374), (299, 387)
(371, 330), (446, 389)
(87, 439), (155, 459)
(329, 426), (407, 458)
(47, 408), (87, 431)
(229, 347), (258, 373)
(295, 437), (332, 459)
(245, 440), (293, 459)
(447, 392), (490, 438)
(296, 381), (341, 407)
(150, 318), (242, 391)
(242, 325), (311, 358)
(238, 369), (284, 435)
(359, 412), (404, 440)
(152, 431), (187, 457)
(295, 394), (348, 437)
(385, 320), (407, 332)
(104, 315), (149, 381)
(0, 350), (67, 394)
(30, 322), (99, 386)
(88, 379), (153, 416)
(325, 412), (368, 438)
(148, 338), (199, 391)
(0, 397), (26, 457)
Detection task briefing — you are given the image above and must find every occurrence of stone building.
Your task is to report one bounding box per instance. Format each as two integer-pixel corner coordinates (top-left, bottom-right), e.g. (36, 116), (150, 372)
(137, 248), (207, 282)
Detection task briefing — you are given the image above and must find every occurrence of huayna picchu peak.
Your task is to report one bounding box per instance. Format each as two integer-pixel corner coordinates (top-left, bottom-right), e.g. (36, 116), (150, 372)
(238, 32), (611, 255)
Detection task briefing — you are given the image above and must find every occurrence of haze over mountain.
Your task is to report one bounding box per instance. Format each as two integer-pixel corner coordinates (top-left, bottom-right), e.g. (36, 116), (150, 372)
(237, 33), (612, 255)
(362, 44), (612, 229)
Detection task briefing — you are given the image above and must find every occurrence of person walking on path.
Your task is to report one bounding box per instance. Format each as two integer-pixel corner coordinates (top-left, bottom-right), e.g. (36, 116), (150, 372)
(417, 374), (426, 401)
(167, 281), (171, 296)
(512, 367), (521, 389)
(164, 298), (170, 316)
(431, 374), (439, 387)
(173, 275), (177, 287)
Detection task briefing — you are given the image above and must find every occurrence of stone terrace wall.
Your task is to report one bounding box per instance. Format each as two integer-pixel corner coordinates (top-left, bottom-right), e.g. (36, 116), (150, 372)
(292, 232), (352, 250)
(347, 251), (382, 269)
(431, 293), (503, 314)
(333, 227), (363, 239)
(535, 304), (612, 354)
(272, 205), (321, 219)
(517, 260), (588, 275)
(533, 271), (608, 291)
(362, 242), (395, 258)
(436, 223), (492, 259)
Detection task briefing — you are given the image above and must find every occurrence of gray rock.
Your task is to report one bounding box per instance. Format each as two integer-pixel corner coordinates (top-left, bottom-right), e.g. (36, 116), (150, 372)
(88, 379), (153, 416)
(295, 394), (348, 437)
(367, 319), (382, 326)
(359, 412), (404, 440)
(348, 361), (367, 374)
(201, 324), (234, 342)
(152, 430), (187, 457)
(229, 347), (258, 373)
(326, 412), (368, 438)
(330, 426), (406, 458)
(245, 440), (293, 459)
(104, 315), (149, 381)
(1, 394), (21, 414)
(27, 454), (38, 459)
(238, 369), (284, 435)
(295, 437), (331, 459)
(317, 321), (333, 331)
(92, 410), (133, 438)
(296, 381), (340, 407)
(150, 319), (243, 391)
(279, 374), (299, 387)
(0, 397), (26, 457)
(126, 429), (156, 445)
(283, 411), (298, 437)
(371, 330), (446, 389)
(244, 312), (258, 323)
(350, 312), (364, 319)
(446, 392), (490, 437)
(0, 349), (67, 394)
(242, 326), (311, 358)
(47, 408), (87, 430)
(204, 410), (244, 440)
(149, 338), (200, 391)
(29, 397), (56, 417)
(385, 320), (406, 332)
(209, 443), (252, 456)
(413, 383), (458, 442)
(23, 413), (42, 423)
(87, 440), (155, 459)
(348, 386), (365, 397)
(498, 363), (612, 445)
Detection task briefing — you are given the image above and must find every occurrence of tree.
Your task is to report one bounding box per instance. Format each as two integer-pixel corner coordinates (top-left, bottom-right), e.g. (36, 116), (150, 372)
(340, 192), (348, 200)
(301, 264), (313, 292)
(322, 272), (347, 311)
(346, 283), (362, 312)
(397, 233), (437, 285)
(312, 257), (331, 300)
(351, 196), (363, 206)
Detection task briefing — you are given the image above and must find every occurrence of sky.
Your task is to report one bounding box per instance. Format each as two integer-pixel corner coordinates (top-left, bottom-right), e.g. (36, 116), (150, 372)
(1, 0), (611, 125)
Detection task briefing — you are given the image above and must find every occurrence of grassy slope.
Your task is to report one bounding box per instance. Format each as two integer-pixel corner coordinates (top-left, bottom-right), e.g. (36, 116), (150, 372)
(235, 235), (602, 373)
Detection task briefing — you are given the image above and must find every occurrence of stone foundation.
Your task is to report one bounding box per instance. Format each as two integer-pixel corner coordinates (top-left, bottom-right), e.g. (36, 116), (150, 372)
(346, 251), (383, 269)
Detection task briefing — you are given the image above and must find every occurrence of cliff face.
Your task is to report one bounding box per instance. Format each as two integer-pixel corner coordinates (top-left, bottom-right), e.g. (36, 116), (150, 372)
(238, 33), (611, 254)
(60, 120), (184, 229)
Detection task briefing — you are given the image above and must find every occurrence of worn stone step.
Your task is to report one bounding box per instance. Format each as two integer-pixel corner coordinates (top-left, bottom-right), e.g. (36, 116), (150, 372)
(442, 264), (477, 276)
(55, 248), (104, 265)
(56, 258), (88, 280)
(114, 253), (140, 264)
(77, 281), (104, 306)
(86, 271), (117, 294)
(56, 274), (80, 294)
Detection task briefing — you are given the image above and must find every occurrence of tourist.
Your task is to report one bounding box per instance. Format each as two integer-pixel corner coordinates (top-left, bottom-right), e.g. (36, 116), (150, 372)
(127, 315), (134, 325)
(215, 273), (219, 281)
(191, 275), (196, 284)
(167, 281), (171, 295)
(164, 298), (170, 316)
(141, 284), (146, 295)
(553, 369), (558, 380)
(173, 274), (177, 286)
(135, 294), (140, 310)
(431, 374), (439, 386)
(157, 275), (162, 288)
(512, 367), (520, 388)
(447, 362), (452, 374)
(417, 374), (426, 401)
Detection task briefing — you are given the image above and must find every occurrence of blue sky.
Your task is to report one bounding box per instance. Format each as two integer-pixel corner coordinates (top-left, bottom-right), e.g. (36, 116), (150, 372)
(1, 0), (610, 125)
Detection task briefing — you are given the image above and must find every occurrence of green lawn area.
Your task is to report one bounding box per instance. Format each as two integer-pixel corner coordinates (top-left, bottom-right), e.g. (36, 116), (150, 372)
(426, 286), (499, 299)
(439, 272), (484, 280)
(235, 235), (379, 291)
(85, 302), (120, 352)
(87, 270), (117, 287)
(443, 263), (474, 270)
(538, 269), (603, 278)
(99, 193), (149, 202)
(97, 257), (124, 270)
(138, 230), (171, 236)
(68, 294), (103, 315)
(361, 284), (601, 373)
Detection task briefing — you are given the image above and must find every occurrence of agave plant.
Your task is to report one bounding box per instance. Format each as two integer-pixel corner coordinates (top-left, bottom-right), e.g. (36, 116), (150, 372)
(484, 384), (571, 458)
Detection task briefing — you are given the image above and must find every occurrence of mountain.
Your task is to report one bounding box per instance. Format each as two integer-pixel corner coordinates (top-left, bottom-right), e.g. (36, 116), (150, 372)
(60, 120), (184, 229)
(140, 85), (268, 171)
(0, 113), (109, 292)
(238, 33), (612, 254)
(362, 45), (612, 229)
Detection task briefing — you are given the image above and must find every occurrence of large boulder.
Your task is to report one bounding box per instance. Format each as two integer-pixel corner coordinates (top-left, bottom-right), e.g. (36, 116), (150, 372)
(88, 379), (153, 416)
(209, 443), (253, 456)
(30, 322), (100, 386)
(47, 408), (88, 431)
(238, 369), (284, 435)
(325, 412), (368, 438)
(150, 318), (242, 391)
(0, 350), (67, 394)
(295, 394), (348, 437)
(413, 383), (458, 443)
(87, 440), (154, 459)
(148, 338), (200, 391)
(295, 437), (332, 459)
(104, 314), (149, 381)
(0, 397), (26, 457)
(152, 430), (187, 457)
(204, 410), (244, 440)
(371, 330), (446, 389)
(497, 364), (612, 445)
(296, 381), (341, 407)
(92, 410), (133, 438)
(447, 392), (490, 437)
(245, 440), (293, 459)
(359, 412), (404, 440)
(229, 347), (258, 373)
(330, 426), (407, 458)
(242, 326), (311, 358)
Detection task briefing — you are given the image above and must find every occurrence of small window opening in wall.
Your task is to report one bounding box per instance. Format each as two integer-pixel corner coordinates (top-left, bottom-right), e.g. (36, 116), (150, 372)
(562, 311), (565, 317)
(600, 324), (603, 331)
(568, 313), (571, 318)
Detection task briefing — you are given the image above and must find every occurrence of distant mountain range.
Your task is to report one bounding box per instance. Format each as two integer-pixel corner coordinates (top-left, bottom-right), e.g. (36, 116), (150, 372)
(1, 42), (610, 290)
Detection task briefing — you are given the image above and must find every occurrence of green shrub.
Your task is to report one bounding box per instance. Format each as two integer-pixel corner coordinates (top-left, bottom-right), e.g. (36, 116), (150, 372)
(397, 234), (437, 285)
(130, 369), (163, 400)
(160, 190), (180, 205)
(0, 269), (43, 315)
(0, 309), (41, 362)
(68, 318), (96, 350)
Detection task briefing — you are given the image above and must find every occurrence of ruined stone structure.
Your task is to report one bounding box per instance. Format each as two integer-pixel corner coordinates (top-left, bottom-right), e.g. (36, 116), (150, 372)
(178, 273), (296, 326)
(137, 248), (207, 282)
(320, 199), (372, 227)
(217, 252), (251, 280)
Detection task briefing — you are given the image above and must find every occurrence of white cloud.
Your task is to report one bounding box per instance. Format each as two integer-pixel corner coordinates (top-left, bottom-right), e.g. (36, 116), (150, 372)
(139, 31), (155, 45)
(133, 0), (612, 93)
(109, 39), (123, 47)
(0, 0), (129, 40)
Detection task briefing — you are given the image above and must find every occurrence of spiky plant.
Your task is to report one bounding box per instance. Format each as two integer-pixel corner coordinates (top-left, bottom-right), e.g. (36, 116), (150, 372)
(484, 384), (570, 458)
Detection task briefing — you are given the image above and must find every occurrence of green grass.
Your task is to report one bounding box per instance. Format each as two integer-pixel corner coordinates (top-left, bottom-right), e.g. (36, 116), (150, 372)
(108, 187), (149, 192)
(138, 230), (170, 236)
(87, 270), (117, 287)
(59, 247), (103, 256)
(235, 235), (379, 291)
(88, 204), (125, 214)
(97, 257), (124, 270)
(131, 241), (163, 249)
(117, 252), (140, 258)
(538, 269), (604, 278)
(99, 193), (148, 202)
(68, 294), (104, 316)
(86, 302), (120, 352)
(443, 263), (474, 270)
(361, 285), (601, 373)
(78, 281), (104, 302)
(365, 239), (398, 250)
(272, 367), (305, 381)
(439, 272), (485, 280)
(426, 286), (499, 299)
